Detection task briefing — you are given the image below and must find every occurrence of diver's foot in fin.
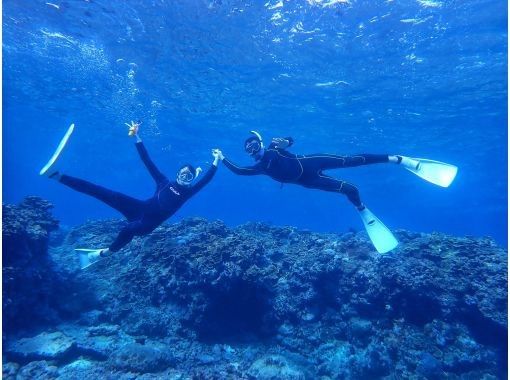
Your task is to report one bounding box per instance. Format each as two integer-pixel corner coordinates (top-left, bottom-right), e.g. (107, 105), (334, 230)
(39, 123), (75, 177)
(398, 155), (457, 188)
(75, 248), (109, 269)
(47, 171), (62, 181)
(358, 206), (398, 254)
(41, 166), (61, 178)
(397, 156), (420, 170)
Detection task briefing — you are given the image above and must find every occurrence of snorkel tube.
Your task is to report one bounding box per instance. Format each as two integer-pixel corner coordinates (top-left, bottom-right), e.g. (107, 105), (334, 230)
(250, 130), (263, 147)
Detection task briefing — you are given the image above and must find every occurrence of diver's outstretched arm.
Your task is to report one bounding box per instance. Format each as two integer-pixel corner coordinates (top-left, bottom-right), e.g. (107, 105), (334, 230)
(190, 166), (217, 194)
(222, 158), (263, 175)
(214, 147), (262, 175)
(126, 121), (168, 184)
(135, 142), (167, 184)
(189, 149), (221, 195)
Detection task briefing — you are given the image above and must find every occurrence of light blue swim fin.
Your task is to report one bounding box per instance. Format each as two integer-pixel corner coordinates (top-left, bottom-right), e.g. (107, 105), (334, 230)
(75, 248), (105, 269)
(40, 123), (75, 176)
(358, 207), (398, 254)
(400, 156), (457, 188)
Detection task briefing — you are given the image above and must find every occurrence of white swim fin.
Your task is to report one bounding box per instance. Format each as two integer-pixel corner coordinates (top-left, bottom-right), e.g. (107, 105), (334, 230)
(400, 156), (457, 188)
(358, 207), (398, 254)
(40, 123), (75, 176)
(75, 248), (105, 269)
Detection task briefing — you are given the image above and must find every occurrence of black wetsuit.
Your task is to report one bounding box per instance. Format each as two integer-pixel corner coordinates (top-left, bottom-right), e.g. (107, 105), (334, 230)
(223, 137), (388, 208)
(60, 141), (217, 252)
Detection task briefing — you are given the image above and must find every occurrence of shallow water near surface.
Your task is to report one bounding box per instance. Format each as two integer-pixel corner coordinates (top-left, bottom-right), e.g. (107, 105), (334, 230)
(3, 0), (507, 244)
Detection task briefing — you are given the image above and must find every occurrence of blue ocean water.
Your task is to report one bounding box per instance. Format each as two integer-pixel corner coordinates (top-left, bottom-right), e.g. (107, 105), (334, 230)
(4, 0), (507, 243)
(3, 2), (508, 378)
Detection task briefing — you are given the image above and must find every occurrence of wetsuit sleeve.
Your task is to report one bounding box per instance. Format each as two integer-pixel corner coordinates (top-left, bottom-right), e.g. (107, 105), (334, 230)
(190, 165), (217, 195)
(223, 158), (264, 176)
(135, 142), (168, 184)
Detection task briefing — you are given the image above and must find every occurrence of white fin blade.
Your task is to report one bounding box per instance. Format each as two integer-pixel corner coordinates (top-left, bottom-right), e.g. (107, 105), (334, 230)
(405, 158), (458, 188)
(359, 208), (398, 254)
(40, 123), (75, 175)
(75, 248), (103, 269)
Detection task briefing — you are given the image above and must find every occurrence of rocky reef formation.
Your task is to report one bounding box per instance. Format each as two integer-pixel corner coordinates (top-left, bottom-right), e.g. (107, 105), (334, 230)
(3, 198), (508, 379)
(2, 197), (61, 332)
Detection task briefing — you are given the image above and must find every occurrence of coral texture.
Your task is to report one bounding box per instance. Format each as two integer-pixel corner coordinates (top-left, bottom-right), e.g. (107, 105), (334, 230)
(2, 199), (507, 379)
(2, 197), (60, 332)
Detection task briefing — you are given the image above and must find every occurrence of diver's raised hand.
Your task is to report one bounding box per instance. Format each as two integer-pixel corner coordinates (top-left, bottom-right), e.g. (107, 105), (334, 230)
(272, 137), (290, 149)
(126, 120), (142, 142)
(212, 149), (224, 165)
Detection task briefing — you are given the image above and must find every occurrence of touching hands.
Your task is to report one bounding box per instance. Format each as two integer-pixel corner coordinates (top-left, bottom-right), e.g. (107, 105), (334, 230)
(272, 137), (290, 149)
(126, 120), (142, 142)
(212, 149), (224, 165)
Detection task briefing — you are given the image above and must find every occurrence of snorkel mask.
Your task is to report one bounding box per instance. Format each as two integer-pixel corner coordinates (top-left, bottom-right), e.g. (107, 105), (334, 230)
(176, 165), (199, 186)
(244, 130), (264, 158)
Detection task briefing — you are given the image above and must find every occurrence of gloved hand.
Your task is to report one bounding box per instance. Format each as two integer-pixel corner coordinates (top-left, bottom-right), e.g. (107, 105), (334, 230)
(272, 137), (290, 149)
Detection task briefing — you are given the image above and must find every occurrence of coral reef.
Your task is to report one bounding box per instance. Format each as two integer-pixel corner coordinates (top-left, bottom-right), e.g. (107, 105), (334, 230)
(3, 196), (59, 263)
(2, 197), (61, 332)
(2, 198), (507, 379)
(7, 331), (76, 363)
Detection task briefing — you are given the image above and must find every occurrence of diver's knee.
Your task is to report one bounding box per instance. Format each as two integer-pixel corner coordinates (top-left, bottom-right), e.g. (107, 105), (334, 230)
(339, 182), (362, 207)
(340, 181), (359, 195)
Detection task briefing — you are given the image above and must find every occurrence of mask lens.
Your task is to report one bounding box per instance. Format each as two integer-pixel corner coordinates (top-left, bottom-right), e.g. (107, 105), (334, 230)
(178, 168), (193, 183)
(245, 140), (260, 155)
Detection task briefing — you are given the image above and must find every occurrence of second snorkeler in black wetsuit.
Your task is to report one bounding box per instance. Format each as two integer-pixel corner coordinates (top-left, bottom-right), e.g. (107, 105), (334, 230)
(214, 130), (450, 253)
(216, 131), (404, 211)
(42, 121), (221, 267)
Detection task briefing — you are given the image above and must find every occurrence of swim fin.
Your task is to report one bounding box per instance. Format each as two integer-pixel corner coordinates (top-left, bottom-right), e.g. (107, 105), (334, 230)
(400, 156), (457, 188)
(75, 248), (106, 269)
(40, 123), (75, 176)
(358, 207), (398, 254)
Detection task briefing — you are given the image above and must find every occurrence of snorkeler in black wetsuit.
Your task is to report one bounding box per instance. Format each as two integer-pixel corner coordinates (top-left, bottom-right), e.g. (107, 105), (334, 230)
(214, 130), (453, 253)
(42, 122), (221, 266)
(217, 131), (397, 210)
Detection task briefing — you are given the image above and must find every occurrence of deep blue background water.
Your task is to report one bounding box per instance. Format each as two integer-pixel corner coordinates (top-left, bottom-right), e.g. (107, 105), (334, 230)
(3, 0), (508, 245)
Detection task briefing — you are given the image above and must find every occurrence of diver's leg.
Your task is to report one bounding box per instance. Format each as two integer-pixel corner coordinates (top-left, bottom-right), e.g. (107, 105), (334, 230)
(108, 219), (158, 252)
(59, 174), (143, 221)
(303, 175), (364, 209)
(306, 176), (398, 253)
(341, 154), (389, 168)
(302, 175), (398, 253)
(108, 222), (141, 252)
(79, 220), (152, 267)
(300, 154), (390, 171)
(77, 224), (138, 269)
